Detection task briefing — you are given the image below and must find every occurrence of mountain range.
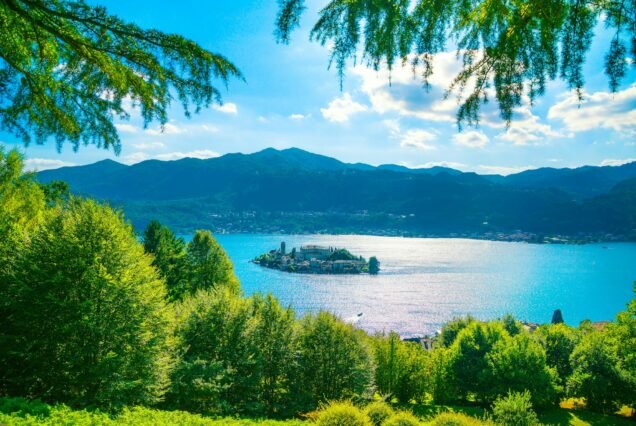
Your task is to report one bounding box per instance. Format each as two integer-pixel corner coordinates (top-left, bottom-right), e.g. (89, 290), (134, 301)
(38, 148), (636, 239)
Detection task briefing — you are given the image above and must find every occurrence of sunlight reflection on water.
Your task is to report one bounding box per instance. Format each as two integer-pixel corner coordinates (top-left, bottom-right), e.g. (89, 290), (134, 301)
(209, 234), (636, 336)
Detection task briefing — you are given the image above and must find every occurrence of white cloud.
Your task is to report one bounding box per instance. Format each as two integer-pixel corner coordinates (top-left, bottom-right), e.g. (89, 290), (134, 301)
(132, 141), (165, 150)
(200, 124), (219, 133)
(115, 123), (139, 134)
(413, 161), (468, 170)
(454, 130), (489, 148)
(600, 158), (636, 166)
(123, 150), (220, 164)
(383, 119), (401, 135)
(478, 164), (535, 175)
(289, 113), (309, 120)
(492, 102), (568, 145)
(145, 123), (184, 136)
(155, 150), (220, 161)
(548, 84), (636, 135)
(122, 152), (149, 164)
(213, 102), (238, 114)
(351, 52), (464, 123)
(24, 158), (76, 171)
(257, 116), (269, 123)
(320, 93), (368, 123)
(351, 53), (567, 144)
(400, 129), (437, 150)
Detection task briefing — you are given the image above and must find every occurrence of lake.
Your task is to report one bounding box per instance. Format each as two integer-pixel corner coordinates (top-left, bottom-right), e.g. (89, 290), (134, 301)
(210, 234), (636, 336)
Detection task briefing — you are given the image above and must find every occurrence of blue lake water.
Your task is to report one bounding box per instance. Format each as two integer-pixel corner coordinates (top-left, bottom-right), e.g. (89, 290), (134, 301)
(210, 234), (636, 336)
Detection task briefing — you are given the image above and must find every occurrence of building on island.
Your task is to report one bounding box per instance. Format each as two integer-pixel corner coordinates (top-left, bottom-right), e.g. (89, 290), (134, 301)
(254, 242), (375, 275)
(297, 245), (332, 261)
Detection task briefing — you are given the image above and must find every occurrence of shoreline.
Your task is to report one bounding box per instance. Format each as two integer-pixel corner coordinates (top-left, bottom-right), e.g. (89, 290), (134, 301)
(177, 229), (634, 245)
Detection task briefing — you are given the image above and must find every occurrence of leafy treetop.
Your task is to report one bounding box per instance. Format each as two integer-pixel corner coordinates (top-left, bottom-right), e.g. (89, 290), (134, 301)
(0, 0), (242, 153)
(275, 0), (635, 127)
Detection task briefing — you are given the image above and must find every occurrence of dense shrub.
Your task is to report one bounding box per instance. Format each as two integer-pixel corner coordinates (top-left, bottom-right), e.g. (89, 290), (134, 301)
(0, 397), (51, 418)
(0, 398), (306, 425)
(383, 411), (421, 426)
(491, 391), (540, 426)
(428, 412), (489, 426)
(364, 401), (394, 426)
(315, 401), (371, 426)
(0, 199), (173, 408)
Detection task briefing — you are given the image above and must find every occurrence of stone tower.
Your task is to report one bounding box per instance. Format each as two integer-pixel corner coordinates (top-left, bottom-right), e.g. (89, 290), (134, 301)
(280, 241), (286, 255)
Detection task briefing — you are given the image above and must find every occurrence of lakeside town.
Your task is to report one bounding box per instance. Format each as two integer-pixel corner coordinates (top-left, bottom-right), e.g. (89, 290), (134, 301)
(148, 210), (632, 244)
(253, 242), (380, 274)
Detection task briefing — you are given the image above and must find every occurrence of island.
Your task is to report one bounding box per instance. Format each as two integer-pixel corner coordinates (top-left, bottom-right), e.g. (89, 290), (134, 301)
(253, 242), (380, 275)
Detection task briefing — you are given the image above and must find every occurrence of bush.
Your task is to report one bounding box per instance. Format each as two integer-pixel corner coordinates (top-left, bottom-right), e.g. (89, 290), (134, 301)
(0, 397), (50, 418)
(491, 391), (540, 426)
(316, 401), (371, 426)
(383, 411), (421, 426)
(364, 401), (394, 426)
(429, 412), (487, 426)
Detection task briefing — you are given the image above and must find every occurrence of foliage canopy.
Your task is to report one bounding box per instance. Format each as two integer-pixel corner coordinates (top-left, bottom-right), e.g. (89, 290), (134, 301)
(276, 0), (635, 127)
(0, 0), (242, 152)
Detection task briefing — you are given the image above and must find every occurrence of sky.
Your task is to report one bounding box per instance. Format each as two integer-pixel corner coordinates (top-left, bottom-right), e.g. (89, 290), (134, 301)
(1, 0), (635, 175)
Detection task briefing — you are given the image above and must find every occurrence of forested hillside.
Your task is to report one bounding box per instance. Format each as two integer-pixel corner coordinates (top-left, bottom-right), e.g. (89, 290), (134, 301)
(38, 148), (636, 238)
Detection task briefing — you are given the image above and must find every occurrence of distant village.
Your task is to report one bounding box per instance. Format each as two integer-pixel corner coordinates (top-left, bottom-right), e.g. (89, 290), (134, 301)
(253, 242), (380, 275)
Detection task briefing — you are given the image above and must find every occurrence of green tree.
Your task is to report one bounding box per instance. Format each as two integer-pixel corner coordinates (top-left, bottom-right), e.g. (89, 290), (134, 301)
(429, 347), (456, 404)
(373, 332), (429, 403)
(449, 321), (507, 402)
(500, 313), (523, 336)
(567, 331), (631, 413)
(40, 180), (70, 206)
(0, 149), (46, 264)
(486, 333), (559, 407)
(293, 311), (374, 411)
(167, 289), (257, 415)
(250, 293), (297, 417)
(439, 316), (475, 347)
(537, 323), (580, 390)
(0, 0), (242, 152)
(552, 309), (565, 324)
(276, 0), (634, 126)
(368, 256), (380, 275)
(186, 229), (240, 295)
(142, 220), (188, 301)
(607, 285), (636, 409)
(0, 198), (173, 408)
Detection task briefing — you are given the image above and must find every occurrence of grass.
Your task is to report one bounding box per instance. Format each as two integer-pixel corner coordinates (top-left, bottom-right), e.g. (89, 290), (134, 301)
(0, 397), (632, 425)
(400, 400), (634, 426)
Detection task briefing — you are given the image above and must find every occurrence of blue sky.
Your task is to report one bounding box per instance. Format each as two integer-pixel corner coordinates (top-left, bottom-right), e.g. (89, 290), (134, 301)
(1, 0), (635, 174)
